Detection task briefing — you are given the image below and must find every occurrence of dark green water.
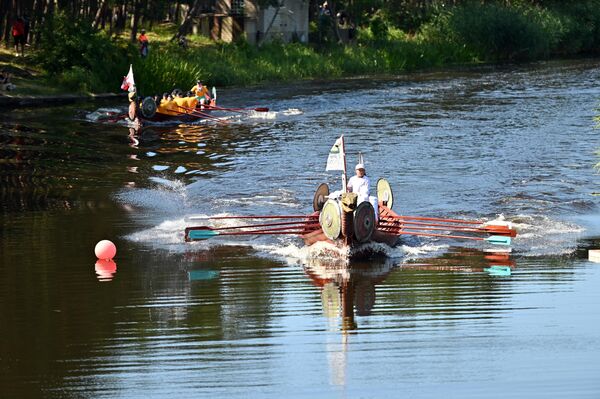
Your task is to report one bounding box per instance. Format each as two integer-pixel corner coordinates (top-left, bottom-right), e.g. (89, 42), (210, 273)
(1, 59), (600, 398)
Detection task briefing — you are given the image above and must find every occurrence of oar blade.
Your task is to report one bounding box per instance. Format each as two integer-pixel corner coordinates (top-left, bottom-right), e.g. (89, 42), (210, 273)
(484, 266), (512, 276)
(186, 228), (218, 241)
(484, 224), (518, 237)
(485, 235), (512, 246)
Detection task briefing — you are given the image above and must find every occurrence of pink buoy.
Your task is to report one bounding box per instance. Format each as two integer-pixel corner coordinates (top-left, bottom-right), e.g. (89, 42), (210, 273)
(95, 240), (117, 260)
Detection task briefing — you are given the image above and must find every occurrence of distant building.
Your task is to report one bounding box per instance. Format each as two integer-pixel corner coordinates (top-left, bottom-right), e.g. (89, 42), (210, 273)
(192, 0), (309, 45)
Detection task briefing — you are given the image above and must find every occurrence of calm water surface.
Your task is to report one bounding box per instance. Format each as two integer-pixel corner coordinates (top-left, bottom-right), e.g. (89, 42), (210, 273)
(1, 59), (600, 398)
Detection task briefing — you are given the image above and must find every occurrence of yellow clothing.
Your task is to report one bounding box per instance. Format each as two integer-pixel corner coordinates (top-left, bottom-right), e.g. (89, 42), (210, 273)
(174, 97), (189, 112)
(191, 84), (210, 99)
(163, 100), (180, 116)
(187, 97), (199, 109)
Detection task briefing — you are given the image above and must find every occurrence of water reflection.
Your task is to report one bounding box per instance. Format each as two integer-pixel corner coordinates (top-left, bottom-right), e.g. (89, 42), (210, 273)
(304, 247), (517, 331)
(304, 258), (398, 331)
(94, 259), (117, 282)
(399, 247), (516, 273)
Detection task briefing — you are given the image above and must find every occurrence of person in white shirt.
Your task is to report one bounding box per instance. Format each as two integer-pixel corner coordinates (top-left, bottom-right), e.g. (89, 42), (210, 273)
(347, 163), (370, 204)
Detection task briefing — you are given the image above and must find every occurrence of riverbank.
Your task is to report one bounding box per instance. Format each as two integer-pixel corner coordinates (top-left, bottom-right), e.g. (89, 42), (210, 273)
(2, 0), (600, 105)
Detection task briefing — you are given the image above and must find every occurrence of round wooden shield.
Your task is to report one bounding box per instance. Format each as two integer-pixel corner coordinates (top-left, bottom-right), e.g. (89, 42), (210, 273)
(377, 178), (394, 209)
(313, 183), (330, 212)
(141, 97), (157, 119)
(353, 201), (375, 243)
(319, 199), (341, 240)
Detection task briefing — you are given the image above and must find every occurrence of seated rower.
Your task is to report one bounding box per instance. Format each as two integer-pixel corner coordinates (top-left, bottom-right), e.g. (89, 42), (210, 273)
(173, 91), (189, 113)
(156, 92), (168, 114)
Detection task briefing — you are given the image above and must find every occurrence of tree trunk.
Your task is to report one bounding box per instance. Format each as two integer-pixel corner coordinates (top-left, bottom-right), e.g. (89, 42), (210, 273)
(172, 0), (201, 41)
(327, 0), (342, 43)
(93, 0), (107, 29)
(1, 0), (11, 47)
(130, 0), (141, 42)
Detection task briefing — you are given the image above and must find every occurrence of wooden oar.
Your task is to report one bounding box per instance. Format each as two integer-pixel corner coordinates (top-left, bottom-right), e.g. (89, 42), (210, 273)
(380, 224), (516, 237)
(175, 105), (228, 125)
(378, 220), (517, 237)
(189, 220), (317, 231)
(204, 104), (270, 113)
(385, 214), (484, 225)
(186, 226), (316, 241)
(186, 214), (317, 221)
(383, 230), (512, 245)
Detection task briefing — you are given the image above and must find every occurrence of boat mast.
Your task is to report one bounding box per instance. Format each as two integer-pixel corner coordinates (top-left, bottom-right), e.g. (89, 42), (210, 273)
(341, 134), (348, 192)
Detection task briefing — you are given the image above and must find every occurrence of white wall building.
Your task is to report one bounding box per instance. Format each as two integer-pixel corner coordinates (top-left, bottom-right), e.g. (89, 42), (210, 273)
(193, 0), (309, 45)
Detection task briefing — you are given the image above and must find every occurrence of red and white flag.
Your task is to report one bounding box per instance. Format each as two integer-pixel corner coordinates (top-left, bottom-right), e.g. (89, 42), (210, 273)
(120, 65), (135, 92)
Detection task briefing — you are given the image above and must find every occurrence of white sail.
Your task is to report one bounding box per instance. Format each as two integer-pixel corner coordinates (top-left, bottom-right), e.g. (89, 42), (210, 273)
(326, 135), (345, 171)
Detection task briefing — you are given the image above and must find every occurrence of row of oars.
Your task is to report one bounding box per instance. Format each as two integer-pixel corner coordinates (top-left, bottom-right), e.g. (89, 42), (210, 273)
(377, 214), (515, 245)
(185, 215), (319, 241)
(104, 102), (270, 125)
(185, 213), (516, 246)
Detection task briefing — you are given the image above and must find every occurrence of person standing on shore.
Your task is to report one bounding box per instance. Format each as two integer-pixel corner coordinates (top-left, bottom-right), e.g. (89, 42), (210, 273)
(12, 17), (26, 57)
(138, 29), (149, 58)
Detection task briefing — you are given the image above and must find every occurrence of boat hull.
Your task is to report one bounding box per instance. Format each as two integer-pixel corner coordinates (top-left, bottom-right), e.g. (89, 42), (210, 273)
(301, 204), (401, 260)
(139, 108), (214, 123)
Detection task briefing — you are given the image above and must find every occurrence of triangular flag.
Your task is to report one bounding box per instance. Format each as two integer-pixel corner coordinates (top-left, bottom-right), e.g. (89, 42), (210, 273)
(326, 135), (345, 171)
(120, 65), (136, 92)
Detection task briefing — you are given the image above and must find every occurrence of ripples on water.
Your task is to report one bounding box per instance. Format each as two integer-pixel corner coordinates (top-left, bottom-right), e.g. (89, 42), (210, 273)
(2, 60), (600, 398)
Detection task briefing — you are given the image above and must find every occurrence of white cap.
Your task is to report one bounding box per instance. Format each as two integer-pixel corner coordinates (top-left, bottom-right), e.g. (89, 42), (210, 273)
(355, 163), (365, 170)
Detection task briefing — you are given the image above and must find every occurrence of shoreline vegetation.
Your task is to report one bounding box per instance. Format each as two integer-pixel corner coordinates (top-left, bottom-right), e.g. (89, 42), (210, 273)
(1, 1), (600, 100)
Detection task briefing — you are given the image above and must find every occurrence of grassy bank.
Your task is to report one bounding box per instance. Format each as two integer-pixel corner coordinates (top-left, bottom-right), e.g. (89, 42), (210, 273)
(3, 1), (600, 97)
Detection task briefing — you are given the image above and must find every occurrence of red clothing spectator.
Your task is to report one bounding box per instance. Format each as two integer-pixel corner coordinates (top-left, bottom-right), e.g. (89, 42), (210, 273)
(138, 29), (149, 58)
(12, 17), (26, 57)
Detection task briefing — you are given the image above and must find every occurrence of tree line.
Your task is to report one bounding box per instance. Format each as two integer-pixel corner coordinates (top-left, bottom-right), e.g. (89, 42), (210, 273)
(1, 0), (583, 48)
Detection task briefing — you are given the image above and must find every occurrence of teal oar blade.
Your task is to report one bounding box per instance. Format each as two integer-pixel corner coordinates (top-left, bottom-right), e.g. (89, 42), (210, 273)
(188, 270), (219, 281)
(485, 235), (511, 246)
(484, 266), (512, 276)
(187, 229), (219, 241)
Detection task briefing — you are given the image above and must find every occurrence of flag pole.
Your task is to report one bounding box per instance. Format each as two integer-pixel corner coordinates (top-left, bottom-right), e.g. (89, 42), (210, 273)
(341, 134), (347, 192)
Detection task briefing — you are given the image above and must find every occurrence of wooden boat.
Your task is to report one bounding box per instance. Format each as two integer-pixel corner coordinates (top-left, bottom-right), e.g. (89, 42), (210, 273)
(128, 95), (217, 124)
(299, 179), (401, 259)
(184, 136), (515, 260)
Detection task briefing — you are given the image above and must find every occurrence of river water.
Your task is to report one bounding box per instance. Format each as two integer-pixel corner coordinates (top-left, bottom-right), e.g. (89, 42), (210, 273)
(1, 59), (600, 398)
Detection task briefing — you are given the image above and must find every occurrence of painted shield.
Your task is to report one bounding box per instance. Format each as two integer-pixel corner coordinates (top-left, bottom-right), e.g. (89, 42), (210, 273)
(313, 183), (330, 212)
(141, 97), (157, 118)
(319, 199), (341, 240)
(376, 178), (394, 209)
(353, 201), (375, 243)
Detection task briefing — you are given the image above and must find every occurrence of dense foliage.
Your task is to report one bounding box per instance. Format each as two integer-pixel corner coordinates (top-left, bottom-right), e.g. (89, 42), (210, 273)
(6, 0), (600, 93)
(35, 13), (131, 92)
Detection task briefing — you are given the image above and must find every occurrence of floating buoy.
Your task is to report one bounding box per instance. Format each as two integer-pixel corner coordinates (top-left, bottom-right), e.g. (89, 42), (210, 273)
(95, 240), (117, 260)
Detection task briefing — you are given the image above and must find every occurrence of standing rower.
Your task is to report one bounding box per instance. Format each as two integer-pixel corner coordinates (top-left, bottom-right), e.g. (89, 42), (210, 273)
(347, 163), (370, 204)
(191, 80), (211, 106)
